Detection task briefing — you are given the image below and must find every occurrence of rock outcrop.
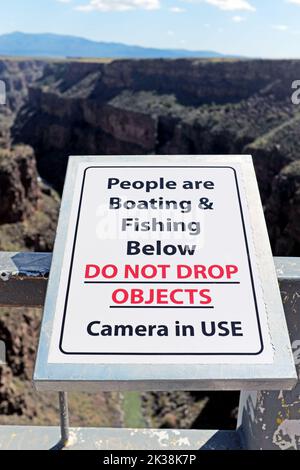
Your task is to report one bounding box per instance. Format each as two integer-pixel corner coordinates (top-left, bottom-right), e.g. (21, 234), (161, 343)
(0, 59), (45, 148)
(0, 145), (39, 224)
(266, 161), (300, 255)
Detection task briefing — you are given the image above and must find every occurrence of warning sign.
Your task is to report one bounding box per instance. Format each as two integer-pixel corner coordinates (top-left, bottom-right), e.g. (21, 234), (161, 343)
(34, 155), (296, 390)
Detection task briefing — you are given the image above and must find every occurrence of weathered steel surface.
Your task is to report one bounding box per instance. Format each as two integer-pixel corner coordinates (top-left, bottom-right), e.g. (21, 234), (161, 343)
(0, 426), (241, 450)
(238, 257), (300, 450)
(0, 252), (51, 307)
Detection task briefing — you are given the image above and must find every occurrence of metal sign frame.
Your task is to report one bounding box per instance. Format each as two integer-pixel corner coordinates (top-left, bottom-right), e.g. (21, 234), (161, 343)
(34, 155), (297, 392)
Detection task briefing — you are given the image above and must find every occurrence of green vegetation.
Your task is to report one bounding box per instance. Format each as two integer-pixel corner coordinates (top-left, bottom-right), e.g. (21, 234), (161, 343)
(122, 392), (147, 428)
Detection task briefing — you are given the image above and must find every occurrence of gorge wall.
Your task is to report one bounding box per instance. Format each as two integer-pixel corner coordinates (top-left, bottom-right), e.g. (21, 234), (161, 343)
(9, 57), (300, 256)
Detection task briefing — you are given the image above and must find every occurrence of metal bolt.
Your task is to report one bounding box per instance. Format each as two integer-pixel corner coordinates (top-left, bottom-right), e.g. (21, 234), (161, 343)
(0, 271), (10, 282)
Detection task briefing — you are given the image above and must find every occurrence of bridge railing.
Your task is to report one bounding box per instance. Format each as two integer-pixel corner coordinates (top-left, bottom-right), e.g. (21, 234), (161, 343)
(0, 253), (299, 450)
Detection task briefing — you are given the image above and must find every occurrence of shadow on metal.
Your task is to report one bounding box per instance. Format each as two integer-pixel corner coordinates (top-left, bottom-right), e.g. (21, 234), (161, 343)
(200, 431), (242, 450)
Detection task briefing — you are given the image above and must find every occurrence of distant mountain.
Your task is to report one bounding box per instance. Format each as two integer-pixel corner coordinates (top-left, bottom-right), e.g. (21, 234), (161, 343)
(0, 32), (227, 59)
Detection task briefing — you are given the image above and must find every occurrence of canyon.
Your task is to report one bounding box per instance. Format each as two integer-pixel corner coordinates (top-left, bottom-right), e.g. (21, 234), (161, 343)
(4, 56), (300, 255)
(1, 56), (300, 429)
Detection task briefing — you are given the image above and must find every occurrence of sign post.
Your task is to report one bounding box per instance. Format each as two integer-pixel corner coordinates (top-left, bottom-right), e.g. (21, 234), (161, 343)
(34, 155), (297, 391)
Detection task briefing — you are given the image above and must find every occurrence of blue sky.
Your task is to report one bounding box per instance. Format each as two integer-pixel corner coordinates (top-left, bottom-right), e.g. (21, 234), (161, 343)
(1, 0), (300, 57)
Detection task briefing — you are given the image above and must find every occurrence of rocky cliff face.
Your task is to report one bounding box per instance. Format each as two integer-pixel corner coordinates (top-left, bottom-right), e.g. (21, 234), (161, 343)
(0, 59), (45, 147)
(0, 59), (59, 252)
(0, 307), (123, 427)
(0, 146), (39, 224)
(11, 58), (300, 255)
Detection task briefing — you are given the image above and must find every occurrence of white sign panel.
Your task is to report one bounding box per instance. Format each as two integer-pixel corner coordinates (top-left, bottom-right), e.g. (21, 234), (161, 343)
(34, 155), (296, 391)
